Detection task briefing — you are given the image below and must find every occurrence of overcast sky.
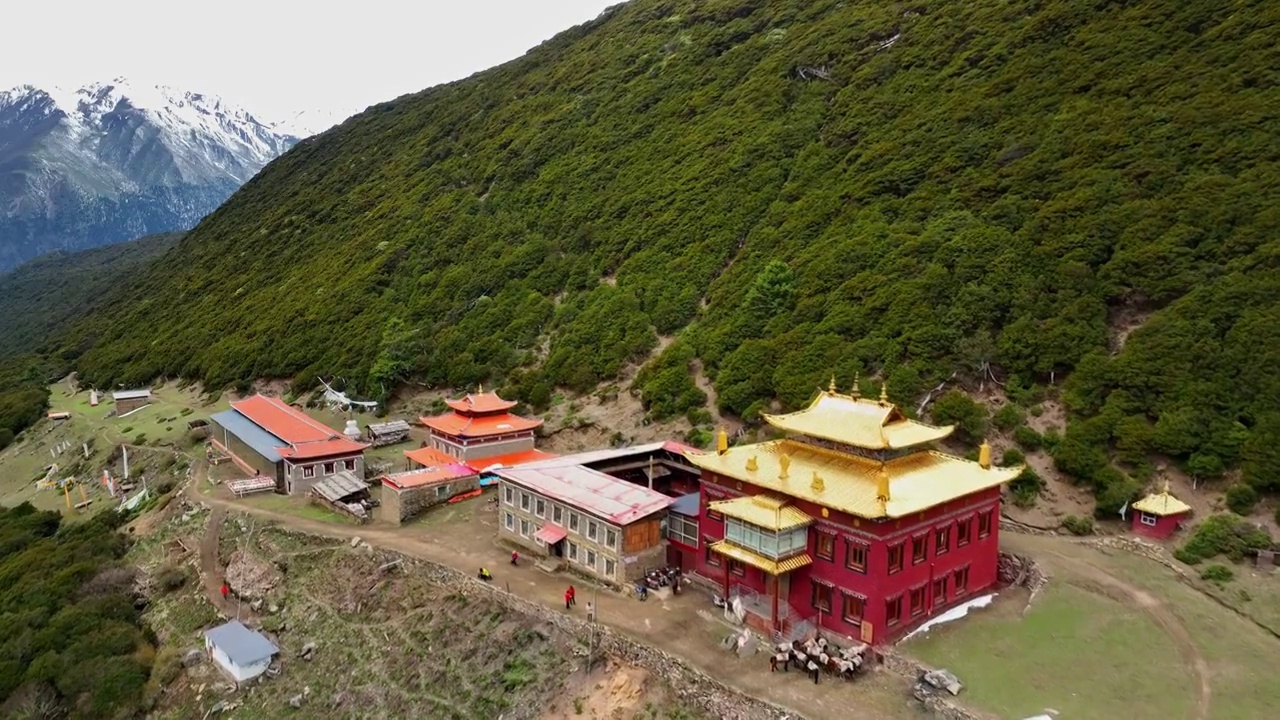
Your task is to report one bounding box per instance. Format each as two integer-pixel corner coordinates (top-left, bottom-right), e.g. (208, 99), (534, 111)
(1, 0), (620, 121)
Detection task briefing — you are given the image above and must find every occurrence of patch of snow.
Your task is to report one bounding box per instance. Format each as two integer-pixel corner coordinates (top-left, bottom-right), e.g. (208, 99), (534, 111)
(878, 33), (901, 51)
(901, 593), (995, 642)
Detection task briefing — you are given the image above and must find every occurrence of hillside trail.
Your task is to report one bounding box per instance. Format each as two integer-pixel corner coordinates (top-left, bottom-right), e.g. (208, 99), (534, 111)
(1043, 549), (1211, 720)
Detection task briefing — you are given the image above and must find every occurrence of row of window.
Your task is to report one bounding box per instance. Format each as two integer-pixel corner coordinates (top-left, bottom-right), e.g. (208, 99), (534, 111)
(502, 512), (618, 578)
(808, 509), (994, 574)
(666, 514), (699, 549)
(301, 458), (357, 478)
(504, 486), (619, 548)
(809, 565), (972, 626)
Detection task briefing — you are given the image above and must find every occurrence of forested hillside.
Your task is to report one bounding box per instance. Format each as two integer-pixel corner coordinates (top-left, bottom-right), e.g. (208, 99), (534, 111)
(68, 0), (1279, 509)
(0, 232), (182, 358)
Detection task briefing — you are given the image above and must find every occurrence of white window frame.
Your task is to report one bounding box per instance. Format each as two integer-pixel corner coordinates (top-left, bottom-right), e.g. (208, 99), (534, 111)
(504, 512), (514, 530)
(605, 528), (617, 549)
(323, 461), (335, 474)
(435, 484), (450, 500)
(588, 520), (598, 541)
(1140, 512), (1158, 527)
(553, 505), (563, 524)
(303, 465), (315, 478)
(535, 498), (546, 518)
(520, 492), (530, 511)
(603, 558), (616, 578)
(569, 512), (579, 533)
(344, 459), (355, 471)
(585, 549), (597, 570)
(520, 519), (530, 537)
(504, 486), (514, 505)
(568, 541), (579, 561)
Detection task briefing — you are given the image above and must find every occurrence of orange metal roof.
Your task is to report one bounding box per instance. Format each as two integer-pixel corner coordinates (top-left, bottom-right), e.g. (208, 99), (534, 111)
(421, 411), (542, 438)
(445, 391), (518, 414)
(381, 463), (476, 489)
(232, 394), (368, 460)
(467, 449), (557, 473)
(405, 446), (457, 467)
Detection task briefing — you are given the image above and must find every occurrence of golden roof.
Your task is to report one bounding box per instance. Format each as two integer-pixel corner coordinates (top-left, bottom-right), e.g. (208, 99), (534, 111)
(1132, 490), (1192, 517)
(687, 439), (1022, 519)
(761, 389), (954, 450)
(710, 541), (813, 575)
(710, 494), (813, 531)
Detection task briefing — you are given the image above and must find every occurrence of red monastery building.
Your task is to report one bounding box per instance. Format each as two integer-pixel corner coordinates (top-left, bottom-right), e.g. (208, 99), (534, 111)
(415, 388), (554, 470)
(685, 379), (1022, 644)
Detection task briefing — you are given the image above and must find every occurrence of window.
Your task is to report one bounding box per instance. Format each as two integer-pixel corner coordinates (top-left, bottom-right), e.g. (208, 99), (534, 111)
(842, 593), (865, 624)
(605, 529), (617, 549)
(569, 513), (580, 532)
(935, 525), (951, 556)
(585, 549), (597, 569)
(553, 505), (563, 524)
(344, 459), (355, 471)
(665, 514), (700, 549)
(912, 535), (927, 565)
(707, 506), (723, 522)
(725, 518), (805, 560)
(436, 484), (451, 500)
(504, 512), (514, 530)
(604, 559), (616, 578)
(705, 543), (722, 567)
(535, 498), (546, 518)
(303, 465), (315, 478)
(1140, 512), (1158, 527)
(587, 521), (599, 541)
(909, 586), (926, 617)
(520, 519), (530, 537)
(957, 517), (972, 546)
(520, 493), (531, 511)
(815, 532), (835, 561)
(324, 462), (335, 474)
(845, 541), (868, 573)
(886, 596), (902, 626)
(811, 582), (832, 613)
(887, 543), (904, 574)
(978, 510), (993, 538)
(728, 559), (746, 577)
(568, 541), (579, 561)
(932, 576), (947, 605)
(504, 486), (514, 505)
(955, 566), (970, 596)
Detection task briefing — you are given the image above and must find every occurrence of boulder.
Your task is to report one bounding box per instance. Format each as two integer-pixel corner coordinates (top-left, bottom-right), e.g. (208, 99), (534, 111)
(288, 694), (304, 709)
(923, 668), (963, 696)
(182, 649), (205, 667)
(299, 642), (317, 659)
(350, 536), (362, 548)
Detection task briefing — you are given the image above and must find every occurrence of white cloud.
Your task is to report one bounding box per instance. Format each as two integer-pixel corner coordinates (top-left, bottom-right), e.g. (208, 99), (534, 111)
(3, 0), (621, 121)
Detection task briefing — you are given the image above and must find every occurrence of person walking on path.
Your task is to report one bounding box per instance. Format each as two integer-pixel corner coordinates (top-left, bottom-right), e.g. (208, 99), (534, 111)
(586, 601), (595, 622)
(564, 588), (573, 610)
(568, 585), (577, 607)
(220, 583), (229, 600)
(511, 550), (519, 566)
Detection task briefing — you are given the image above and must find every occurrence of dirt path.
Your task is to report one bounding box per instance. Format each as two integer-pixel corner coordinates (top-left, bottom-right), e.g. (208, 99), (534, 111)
(1045, 549), (1212, 720)
(199, 503), (235, 616)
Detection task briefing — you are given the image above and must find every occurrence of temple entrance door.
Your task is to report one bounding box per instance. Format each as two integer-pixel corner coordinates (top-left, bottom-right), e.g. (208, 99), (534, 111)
(776, 575), (790, 631)
(550, 540), (564, 558)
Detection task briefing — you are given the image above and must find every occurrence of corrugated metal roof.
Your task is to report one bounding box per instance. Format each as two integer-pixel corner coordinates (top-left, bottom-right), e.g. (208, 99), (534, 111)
(367, 420), (411, 435)
(382, 464), (475, 489)
(112, 389), (152, 401)
(1132, 491), (1192, 517)
(669, 491), (700, 517)
(687, 439), (1021, 519)
(515, 442), (683, 470)
(211, 410), (285, 463)
(311, 471), (368, 502)
(710, 541), (813, 575)
(466, 449), (558, 473)
(762, 391), (954, 450)
(496, 464), (673, 525)
(232, 395), (341, 444)
(711, 494), (813, 530)
(203, 620), (278, 665)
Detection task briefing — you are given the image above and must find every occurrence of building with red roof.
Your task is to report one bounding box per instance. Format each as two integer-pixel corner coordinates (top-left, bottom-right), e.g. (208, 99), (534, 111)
(380, 461), (480, 525)
(419, 388), (547, 465)
(209, 395), (369, 495)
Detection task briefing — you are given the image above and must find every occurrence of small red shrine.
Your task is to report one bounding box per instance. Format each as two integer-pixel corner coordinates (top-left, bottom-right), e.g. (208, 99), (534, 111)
(685, 377), (1023, 644)
(1129, 482), (1192, 540)
(416, 387), (552, 468)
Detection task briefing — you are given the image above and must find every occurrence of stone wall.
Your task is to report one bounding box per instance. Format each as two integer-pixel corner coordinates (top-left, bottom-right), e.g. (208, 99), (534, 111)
(997, 551), (1050, 615)
(382, 475), (481, 525)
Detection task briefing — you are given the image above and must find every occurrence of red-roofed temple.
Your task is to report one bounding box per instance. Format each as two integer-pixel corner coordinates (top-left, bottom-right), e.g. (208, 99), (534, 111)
(417, 388), (553, 470)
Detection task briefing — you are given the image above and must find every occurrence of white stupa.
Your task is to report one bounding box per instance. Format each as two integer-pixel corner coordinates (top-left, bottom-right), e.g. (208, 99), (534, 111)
(343, 419), (361, 442)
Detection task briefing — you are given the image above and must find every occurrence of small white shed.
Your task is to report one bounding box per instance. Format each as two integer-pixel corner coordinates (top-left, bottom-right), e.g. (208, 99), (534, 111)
(203, 620), (278, 682)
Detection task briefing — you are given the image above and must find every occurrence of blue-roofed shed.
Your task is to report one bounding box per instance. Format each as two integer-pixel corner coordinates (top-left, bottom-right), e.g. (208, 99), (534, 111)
(203, 620), (278, 682)
(211, 410), (285, 463)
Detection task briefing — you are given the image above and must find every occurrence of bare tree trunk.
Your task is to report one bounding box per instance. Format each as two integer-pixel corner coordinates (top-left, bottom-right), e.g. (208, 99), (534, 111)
(916, 372), (958, 416)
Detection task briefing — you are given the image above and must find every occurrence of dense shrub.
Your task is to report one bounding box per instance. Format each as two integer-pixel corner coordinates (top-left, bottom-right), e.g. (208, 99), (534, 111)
(1174, 514), (1271, 565)
(1225, 483), (1259, 515)
(633, 341), (707, 421)
(1013, 426), (1044, 451)
(1001, 448), (1025, 466)
(1009, 467), (1042, 508)
(992, 404), (1026, 432)
(156, 565), (187, 592)
(1062, 515), (1095, 536)
(1199, 565), (1234, 583)
(930, 391), (988, 442)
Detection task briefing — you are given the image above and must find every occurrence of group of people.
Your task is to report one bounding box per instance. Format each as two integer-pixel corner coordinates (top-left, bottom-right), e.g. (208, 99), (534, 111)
(564, 585), (594, 621)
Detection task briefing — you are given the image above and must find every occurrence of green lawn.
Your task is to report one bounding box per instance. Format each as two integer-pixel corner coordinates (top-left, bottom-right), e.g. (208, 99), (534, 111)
(906, 582), (1195, 720)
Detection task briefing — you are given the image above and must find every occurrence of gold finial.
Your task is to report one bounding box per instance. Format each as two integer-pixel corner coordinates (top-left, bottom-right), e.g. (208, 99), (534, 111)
(716, 427), (729, 455)
(477, 383), (484, 394)
(876, 466), (890, 502)
(828, 374), (837, 394)
(779, 453), (791, 478)
(850, 372), (861, 399)
(879, 381), (889, 405)
(1162, 478), (1171, 494)
(978, 439), (991, 469)
(745, 455), (758, 472)
(811, 471), (825, 493)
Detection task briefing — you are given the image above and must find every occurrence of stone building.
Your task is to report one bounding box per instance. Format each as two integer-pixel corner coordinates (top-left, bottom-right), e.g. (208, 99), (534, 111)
(496, 456), (673, 584)
(112, 388), (152, 415)
(380, 462), (480, 525)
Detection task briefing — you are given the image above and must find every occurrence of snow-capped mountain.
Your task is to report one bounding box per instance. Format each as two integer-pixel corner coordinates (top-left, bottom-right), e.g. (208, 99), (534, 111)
(0, 78), (315, 271)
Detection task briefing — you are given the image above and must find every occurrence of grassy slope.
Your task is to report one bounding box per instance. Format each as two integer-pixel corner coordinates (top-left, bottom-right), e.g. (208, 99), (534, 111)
(0, 232), (182, 358)
(67, 1), (1279, 495)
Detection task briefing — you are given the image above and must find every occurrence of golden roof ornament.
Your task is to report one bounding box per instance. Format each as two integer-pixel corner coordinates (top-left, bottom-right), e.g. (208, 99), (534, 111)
(876, 466), (891, 502)
(850, 372), (861, 399)
(978, 439), (992, 469)
(1162, 478), (1171, 494)
(811, 471), (825, 493)
(779, 453), (791, 479)
(716, 428), (729, 455)
(828, 374), (837, 394)
(477, 383), (483, 394)
(746, 455), (758, 472)
(879, 381), (889, 406)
